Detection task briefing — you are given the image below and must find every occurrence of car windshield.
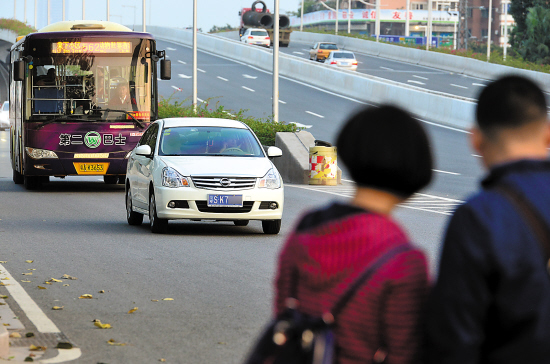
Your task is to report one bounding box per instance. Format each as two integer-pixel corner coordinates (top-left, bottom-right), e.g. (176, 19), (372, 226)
(333, 52), (355, 59)
(2, 102), (8, 111)
(320, 44), (338, 50)
(159, 126), (264, 157)
(251, 31), (268, 36)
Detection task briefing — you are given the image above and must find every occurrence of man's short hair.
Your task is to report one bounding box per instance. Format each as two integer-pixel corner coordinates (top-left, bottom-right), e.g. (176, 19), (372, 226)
(476, 76), (547, 136)
(336, 105), (433, 197)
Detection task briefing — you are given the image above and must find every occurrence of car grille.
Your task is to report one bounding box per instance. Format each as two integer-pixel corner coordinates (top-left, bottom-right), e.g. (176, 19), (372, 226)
(195, 201), (254, 213)
(191, 176), (257, 190)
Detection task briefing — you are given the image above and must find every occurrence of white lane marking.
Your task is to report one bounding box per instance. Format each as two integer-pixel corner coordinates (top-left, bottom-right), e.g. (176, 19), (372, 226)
(306, 111), (324, 118)
(408, 80), (425, 85)
(178, 74), (191, 79)
(197, 97), (204, 103)
(418, 118), (470, 134)
(472, 154), (482, 158)
(279, 100), (286, 104)
(223, 111), (235, 117)
(157, 78), (161, 81)
(472, 83), (486, 87)
(171, 85), (183, 91)
(0, 263), (59, 333)
(41, 349), (83, 363)
(244, 65), (369, 105)
(290, 122), (313, 128)
(242, 86), (255, 92)
(197, 68), (206, 73)
(380, 66), (394, 71)
(293, 51), (304, 55)
(217, 76), (228, 81)
(433, 169), (461, 176)
(178, 60), (186, 64)
(167, 47), (176, 50)
(243, 74), (257, 79)
(413, 75), (428, 80)
(302, 49), (310, 52)
(451, 84), (468, 89)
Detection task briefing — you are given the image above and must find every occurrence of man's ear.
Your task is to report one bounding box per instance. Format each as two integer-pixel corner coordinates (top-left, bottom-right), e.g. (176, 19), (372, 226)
(470, 126), (483, 155)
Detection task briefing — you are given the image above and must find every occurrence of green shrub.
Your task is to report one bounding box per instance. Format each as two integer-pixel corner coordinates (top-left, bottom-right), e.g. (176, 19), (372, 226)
(158, 95), (299, 146)
(0, 18), (36, 36)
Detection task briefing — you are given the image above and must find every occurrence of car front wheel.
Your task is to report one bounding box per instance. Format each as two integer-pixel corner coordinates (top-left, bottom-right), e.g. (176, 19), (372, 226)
(126, 187), (143, 226)
(149, 192), (168, 234)
(262, 219), (281, 234)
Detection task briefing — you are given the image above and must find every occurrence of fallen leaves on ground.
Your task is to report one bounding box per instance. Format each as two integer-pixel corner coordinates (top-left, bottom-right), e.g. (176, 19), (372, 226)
(37, 286), (47, 290)
(159, 359), (166, 362)
(25, 260), (33, 264)
(79, 294), (93, 299)
(107, 339), (127, 346)
(20, 280), (30, 283)
(127, 307), (138, 314)
(29, 345), (46, 351)
(62, 274), (77, 280)
(22, 273), (32, 276)
(0, 261), (6, 263)
(9, 332), (21, 338)
(63, 284), (70, 287)
(24, 357), (33, 362)
(47, 278), (62, 283)
(1, 277), (9, 280)
(26, 333), (35, 338)
(52, 306), (64, 310)
(3, 323), (10, 326)
(98, 290), (105, 294)
(94, 320), (112, 329)
(162, 298), (174, 301)
(0, 295), (8, 299)
(151, 299), (158, 302)
(56, 342), (72, 349)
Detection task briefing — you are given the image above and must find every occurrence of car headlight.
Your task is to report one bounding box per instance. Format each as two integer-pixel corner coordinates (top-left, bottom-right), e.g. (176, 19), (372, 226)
(25, 147), (58, 159)
(258, 168), (281, 189)
(162, 167), (190, 188)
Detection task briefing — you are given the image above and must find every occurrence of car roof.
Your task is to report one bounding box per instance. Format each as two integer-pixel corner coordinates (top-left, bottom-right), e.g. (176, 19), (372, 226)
(160, 118), (249, 129)
(330, 51), (355, 55)
(247, 28), (268, 32)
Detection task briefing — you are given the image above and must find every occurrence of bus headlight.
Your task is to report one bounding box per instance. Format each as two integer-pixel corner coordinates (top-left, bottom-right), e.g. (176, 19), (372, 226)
(258, 168), (281, 189)
(162, 167), (190, 188)
(25, 147), (59, 159)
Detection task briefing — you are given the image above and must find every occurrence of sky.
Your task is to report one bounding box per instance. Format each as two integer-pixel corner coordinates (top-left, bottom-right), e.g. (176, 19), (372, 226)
(3, 0), (303, 33)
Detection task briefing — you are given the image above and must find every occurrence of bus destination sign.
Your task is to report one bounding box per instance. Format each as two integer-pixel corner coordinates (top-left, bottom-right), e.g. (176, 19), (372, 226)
(51, 41), (132, 54)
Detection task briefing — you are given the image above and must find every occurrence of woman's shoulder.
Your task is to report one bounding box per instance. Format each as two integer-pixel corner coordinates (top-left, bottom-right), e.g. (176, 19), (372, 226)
(294, 202), (367, 233)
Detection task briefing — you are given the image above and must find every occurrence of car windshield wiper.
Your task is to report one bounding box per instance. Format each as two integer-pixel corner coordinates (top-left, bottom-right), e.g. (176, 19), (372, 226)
(34, 116), (85, 130)
(101, 109), (145, 129)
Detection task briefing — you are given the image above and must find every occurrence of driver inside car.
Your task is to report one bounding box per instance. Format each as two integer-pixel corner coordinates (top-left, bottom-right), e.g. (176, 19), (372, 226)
(219, 132), (244, 153)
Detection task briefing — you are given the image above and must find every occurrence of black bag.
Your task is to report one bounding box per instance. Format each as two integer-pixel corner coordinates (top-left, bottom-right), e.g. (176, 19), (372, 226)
(243, 244), (410, 364)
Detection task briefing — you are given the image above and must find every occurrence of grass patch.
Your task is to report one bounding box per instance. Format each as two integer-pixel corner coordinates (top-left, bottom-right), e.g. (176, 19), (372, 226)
(0, 18), (36, 37)
(158, 95), (300, 146)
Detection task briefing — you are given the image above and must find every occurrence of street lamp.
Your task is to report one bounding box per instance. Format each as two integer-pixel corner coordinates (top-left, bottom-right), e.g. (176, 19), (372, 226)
(447, 11), (458, 50)
(503, 0), (509, 61)
(122, 5), (136, 31)
(415, 25), (428, 50)
(486, 0), (492, 62)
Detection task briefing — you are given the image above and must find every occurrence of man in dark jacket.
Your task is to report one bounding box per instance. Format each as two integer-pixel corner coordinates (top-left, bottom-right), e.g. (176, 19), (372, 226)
(425, 75), (550, 363)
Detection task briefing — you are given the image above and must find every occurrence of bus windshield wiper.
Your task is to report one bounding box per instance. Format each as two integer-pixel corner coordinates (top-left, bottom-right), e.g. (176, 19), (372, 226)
(34, 116), (85, 130)
(102, 109), (145, 129)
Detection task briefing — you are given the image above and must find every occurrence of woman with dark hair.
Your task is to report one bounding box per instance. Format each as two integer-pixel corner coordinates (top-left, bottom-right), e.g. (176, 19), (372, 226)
(273, 105), (433, 364)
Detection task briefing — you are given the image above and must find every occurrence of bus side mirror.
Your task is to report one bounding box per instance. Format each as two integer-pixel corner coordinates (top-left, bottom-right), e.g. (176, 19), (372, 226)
(160, 59), (171, 80)
(14, 60), (25, 81)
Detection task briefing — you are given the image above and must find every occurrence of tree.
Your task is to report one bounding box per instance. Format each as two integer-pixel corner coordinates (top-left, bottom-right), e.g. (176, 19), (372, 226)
(519, 6), (550, 63)
(509, 0), (548, 49)
(209, 24), (236, 34)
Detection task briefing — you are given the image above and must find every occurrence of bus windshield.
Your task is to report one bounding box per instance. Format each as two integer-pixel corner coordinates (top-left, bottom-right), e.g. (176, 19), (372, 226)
(28, 38), (152, 122)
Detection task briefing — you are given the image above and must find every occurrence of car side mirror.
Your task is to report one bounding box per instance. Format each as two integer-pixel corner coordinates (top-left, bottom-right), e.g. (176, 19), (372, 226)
(267, 146), (282, 158)
(135, 144), (152, 157)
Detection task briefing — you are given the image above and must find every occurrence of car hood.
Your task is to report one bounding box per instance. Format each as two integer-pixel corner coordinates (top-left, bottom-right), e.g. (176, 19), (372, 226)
(158, 156), (274, 177)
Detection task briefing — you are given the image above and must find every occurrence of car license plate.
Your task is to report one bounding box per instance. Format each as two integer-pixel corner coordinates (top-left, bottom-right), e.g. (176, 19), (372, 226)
(341, 62), (350, 66)
(73, 162), (110, 175)
(207, 194), (243, 207)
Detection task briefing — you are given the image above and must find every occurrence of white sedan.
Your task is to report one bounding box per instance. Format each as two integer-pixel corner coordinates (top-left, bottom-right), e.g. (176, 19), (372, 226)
(240, 28), (270, 48)
(125, 118), (284, 234)
(324, 51), (358, 71)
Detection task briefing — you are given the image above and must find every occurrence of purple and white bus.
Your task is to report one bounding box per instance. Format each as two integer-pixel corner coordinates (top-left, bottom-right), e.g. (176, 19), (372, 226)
(9, 20), (171, 189)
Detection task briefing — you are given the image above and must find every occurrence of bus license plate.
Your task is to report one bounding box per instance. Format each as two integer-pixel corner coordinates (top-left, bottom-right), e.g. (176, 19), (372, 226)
(73, 162), (110, 175)
(207, 194), (243, 207)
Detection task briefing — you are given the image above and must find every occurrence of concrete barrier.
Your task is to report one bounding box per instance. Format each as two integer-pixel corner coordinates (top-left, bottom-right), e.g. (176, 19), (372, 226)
(148, 26), (476, 131)
(290, 31), (550, 93)
(0, 29), (17, 45)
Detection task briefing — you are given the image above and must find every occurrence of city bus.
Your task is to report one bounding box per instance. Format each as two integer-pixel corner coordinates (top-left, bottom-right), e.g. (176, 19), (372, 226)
(9, 20), (171, 189)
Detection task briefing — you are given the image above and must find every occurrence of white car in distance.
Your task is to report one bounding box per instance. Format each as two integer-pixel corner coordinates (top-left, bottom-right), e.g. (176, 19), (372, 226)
(125, 118), (284, 234)
(240, 28), (270, 48)
(0, 101), (9, 130)
(324, 51), (358, 71)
